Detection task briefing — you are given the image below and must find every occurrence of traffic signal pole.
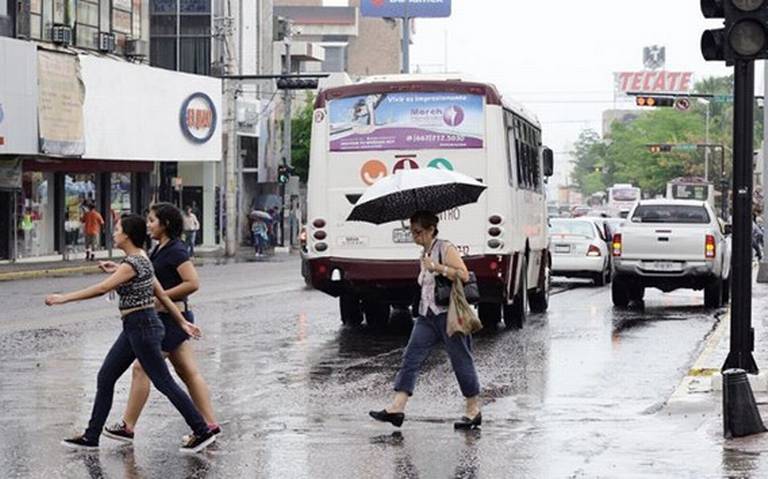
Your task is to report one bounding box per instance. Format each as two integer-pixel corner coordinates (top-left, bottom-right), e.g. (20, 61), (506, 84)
(723, 59), (759, 374)
(281, 28), (293, 248)
(759, 58), (768, 284)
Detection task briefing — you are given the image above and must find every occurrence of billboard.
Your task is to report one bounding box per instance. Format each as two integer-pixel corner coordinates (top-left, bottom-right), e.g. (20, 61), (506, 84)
(614, 71), (694, 95)
(328, 92), (484, 152)
(361, 0), (451, 18)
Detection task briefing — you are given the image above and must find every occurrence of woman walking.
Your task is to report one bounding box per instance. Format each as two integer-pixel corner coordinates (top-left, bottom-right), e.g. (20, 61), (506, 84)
(99, 203), (219, 444)
(45, 214), (217, 453)
(369, 211), (482, 429)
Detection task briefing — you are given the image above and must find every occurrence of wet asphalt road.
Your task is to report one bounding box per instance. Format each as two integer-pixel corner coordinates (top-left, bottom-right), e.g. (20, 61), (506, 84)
(0, 256), (733, 477)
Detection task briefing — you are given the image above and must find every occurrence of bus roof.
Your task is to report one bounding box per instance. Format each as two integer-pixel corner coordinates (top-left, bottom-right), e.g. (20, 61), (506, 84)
(315, 74), (541, 128)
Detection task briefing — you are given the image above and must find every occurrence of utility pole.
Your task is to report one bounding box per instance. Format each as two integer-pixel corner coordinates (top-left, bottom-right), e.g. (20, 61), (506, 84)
(401, 1), (410, 73)
(222, 2), (239, 257)
(280, 18), (293, 247)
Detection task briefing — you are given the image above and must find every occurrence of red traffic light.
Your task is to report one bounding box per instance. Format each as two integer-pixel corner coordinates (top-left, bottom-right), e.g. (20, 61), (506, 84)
(636, 96), (675, 107)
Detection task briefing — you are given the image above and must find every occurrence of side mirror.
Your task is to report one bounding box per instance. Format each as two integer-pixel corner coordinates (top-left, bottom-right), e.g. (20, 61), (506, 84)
(542, 147), (554, 177)
(724, 223), (733, 235)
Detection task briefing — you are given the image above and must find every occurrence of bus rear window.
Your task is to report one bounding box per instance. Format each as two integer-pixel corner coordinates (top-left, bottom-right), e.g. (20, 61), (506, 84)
(632, 205), (710, 224)
(612, 188), (638, 201)
(327, 92), (485, 152)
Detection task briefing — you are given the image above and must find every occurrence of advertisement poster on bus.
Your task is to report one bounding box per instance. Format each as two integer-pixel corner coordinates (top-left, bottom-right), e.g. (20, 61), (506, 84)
(328, 92), (484, 152)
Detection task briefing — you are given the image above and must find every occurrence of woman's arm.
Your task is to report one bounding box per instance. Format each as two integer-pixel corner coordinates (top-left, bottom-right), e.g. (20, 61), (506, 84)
(153, 279), (201, 339)
(163, 261), (200, 300)
(428, 244), (470, 283)
(45, 263), (135, 305)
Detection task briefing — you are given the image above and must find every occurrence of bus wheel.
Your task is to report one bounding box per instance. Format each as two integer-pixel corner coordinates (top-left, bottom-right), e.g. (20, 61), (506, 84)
(478, 303), (501, 329)
(529, 259), (550, 314)
(504, 257), (528, 329)
(339, 295), (363, 327)
(363, 300), (390, 329)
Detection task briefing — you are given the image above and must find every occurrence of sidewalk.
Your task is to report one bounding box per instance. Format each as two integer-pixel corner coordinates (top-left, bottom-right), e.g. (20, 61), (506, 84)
(0, 244), (296, 282)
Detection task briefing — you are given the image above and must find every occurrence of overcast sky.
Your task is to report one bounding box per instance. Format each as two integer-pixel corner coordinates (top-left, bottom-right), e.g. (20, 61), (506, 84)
(327, 1), (753, 188)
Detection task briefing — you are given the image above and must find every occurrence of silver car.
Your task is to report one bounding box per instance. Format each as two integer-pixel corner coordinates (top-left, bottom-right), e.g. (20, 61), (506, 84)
(549, 218), (612, 286)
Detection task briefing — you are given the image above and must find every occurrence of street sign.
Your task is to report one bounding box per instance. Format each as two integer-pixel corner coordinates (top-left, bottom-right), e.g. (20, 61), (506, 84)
(674, 98), (691, 111)
(360, 0), (452, 18)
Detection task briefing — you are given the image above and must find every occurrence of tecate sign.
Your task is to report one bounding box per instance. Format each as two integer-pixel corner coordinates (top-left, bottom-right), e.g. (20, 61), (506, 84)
(361, 0), (451, 18)
(614, 71), (694, 94)
(180, 92), (217, 144)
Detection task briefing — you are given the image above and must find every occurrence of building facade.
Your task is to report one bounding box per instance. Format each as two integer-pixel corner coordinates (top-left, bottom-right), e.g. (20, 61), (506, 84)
(0, 1), (221, 261)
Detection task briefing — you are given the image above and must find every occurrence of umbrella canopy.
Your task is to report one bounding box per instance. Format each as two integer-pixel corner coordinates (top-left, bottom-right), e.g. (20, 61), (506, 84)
(346, 168), (487, 225)
(250, 210), (272, 221)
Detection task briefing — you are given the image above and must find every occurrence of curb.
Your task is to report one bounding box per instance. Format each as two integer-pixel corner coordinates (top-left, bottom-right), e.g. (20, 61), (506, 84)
(0, 265), (101, 282)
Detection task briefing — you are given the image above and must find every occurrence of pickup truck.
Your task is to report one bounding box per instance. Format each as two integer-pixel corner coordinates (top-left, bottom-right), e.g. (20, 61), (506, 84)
(611, 199), (731, 308)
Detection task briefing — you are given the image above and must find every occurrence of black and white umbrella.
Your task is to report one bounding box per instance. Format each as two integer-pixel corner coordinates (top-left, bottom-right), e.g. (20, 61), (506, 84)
(346, 168), (487, 225)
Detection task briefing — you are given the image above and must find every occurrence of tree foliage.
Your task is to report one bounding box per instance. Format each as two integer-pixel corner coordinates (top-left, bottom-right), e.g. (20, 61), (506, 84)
(291, 95), (314, 183)
(570, 75), (763, 199)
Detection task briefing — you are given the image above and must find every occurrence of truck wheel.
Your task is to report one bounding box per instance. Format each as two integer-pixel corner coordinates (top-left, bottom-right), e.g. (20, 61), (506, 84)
(478, 303), (501, 329)
(504, 256), (528, 329)
(529, 258), (550, 314)
(704, 278), (723, 308)
(339, 295), (363, 327)
(629, 284), (645, 302)
(363, 300), (390, 329)
(612, 278), (630, 307)
(722, 277), (731, 304)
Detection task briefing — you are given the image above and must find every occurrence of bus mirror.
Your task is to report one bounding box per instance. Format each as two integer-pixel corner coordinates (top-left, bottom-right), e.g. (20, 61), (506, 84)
(542, 148), (554, 177)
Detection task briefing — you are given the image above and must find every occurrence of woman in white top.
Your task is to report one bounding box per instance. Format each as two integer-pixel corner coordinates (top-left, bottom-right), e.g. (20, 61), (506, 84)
(369, 210), (482, 430)
(183, 206), (200, 256)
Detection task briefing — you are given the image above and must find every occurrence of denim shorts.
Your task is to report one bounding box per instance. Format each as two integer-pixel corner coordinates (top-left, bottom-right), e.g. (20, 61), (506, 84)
(158, 310), (194, 352)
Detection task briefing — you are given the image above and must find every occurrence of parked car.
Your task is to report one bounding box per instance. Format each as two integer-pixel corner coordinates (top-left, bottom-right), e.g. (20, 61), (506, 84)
(549, 218), (612, 286)
(611, 199), (731, 308)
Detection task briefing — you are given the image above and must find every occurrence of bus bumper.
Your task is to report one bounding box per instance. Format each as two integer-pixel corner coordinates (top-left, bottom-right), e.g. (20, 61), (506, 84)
(308, 255), (514, 304)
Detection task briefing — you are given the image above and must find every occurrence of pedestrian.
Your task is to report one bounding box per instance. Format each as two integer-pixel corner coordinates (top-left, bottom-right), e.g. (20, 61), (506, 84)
(753, 215), (764, 261)
(183, 205), (200, 256)
(269, 207), (280, 246)
(98, 203), (220, 445)
(251, 216), (268, 256)
(81, 203), (105, 261)
(369, 210), (482, 430)
(45, 213), (217, 453)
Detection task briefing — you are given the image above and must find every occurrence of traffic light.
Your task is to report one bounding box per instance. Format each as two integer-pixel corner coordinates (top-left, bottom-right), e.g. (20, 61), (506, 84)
(647, 144), (673, 153)
(701, 0), (768, 62)
(636, 96), (675, 107)
(278, 165), (292, 184)
(276, 77), (319, 90)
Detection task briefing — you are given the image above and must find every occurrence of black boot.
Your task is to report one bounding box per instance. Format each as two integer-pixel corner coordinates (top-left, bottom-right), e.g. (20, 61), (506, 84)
(454, 412), (482, 430)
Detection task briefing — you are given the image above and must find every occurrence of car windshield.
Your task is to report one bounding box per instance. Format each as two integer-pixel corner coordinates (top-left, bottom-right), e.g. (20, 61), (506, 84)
(631, 205), (710, 224)
(549, 221), (595, 238)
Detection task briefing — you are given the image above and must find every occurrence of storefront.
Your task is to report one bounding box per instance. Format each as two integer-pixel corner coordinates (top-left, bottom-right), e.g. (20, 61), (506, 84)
(0, 36), (222, 260)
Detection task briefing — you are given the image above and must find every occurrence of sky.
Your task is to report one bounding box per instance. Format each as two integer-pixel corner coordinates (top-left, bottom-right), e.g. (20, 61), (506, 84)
(326, 1), (753, 189)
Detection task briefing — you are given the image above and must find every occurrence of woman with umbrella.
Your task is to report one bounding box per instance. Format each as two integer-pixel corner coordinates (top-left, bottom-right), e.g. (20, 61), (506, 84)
(350, 169), (486, 429)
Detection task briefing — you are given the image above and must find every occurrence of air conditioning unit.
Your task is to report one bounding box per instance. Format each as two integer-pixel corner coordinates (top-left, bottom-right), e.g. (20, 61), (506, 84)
(98, 32), (115, 53)
(125, 39), (149, 58)
(51, 24), (73, 46)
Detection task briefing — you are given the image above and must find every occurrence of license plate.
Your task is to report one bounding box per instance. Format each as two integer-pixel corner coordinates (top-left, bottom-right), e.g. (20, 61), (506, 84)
(645, 261), (682, 272)
(392, 228), (413, 244)
(554, 244), (571, 254)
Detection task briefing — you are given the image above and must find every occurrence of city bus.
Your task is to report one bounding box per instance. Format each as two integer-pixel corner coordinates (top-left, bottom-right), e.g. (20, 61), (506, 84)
(607, 184), (641, 217)
(666, 177), (715, 208)
(305, 75), (554, 329)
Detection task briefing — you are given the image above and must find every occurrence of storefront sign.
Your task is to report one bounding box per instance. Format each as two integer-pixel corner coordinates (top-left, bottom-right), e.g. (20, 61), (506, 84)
(38, 50), (85, 156)
(0, 37), (38, 155)
(614, 71), (694, 94)
(236, 97), (261, 137)
(329, 92), (484, 152)
(0, 159), (22, 190)
(180, 92), (217, 144)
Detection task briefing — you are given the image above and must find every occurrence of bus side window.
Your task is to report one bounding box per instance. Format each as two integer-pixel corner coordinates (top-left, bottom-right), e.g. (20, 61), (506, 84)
(504, 112), (516, 186)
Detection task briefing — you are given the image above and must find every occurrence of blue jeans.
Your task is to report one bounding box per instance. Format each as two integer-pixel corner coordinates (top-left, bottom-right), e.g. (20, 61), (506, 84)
(185, 231), (197, 256)
(394, 311), (480, 398)
(84, 309), (208, 442)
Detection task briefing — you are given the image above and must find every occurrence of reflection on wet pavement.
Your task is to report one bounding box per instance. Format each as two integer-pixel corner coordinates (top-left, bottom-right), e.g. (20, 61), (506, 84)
(0, 264), (762, 477)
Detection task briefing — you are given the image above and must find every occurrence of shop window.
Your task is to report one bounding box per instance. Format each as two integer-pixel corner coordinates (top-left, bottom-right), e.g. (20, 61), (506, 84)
(180, 14), (209, 35)
(151, 14), (176, 35)
(111, 173), (132, 219)
(180, 0), (210, 13)
(179, 36), (210, 75)
(150, 37), (177, 70)
(152, 0), (177, 13)
(64, 174), (96, 253)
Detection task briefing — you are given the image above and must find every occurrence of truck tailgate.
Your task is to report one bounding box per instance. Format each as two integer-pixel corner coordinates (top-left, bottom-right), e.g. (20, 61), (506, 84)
(621, 224), (711, 261)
